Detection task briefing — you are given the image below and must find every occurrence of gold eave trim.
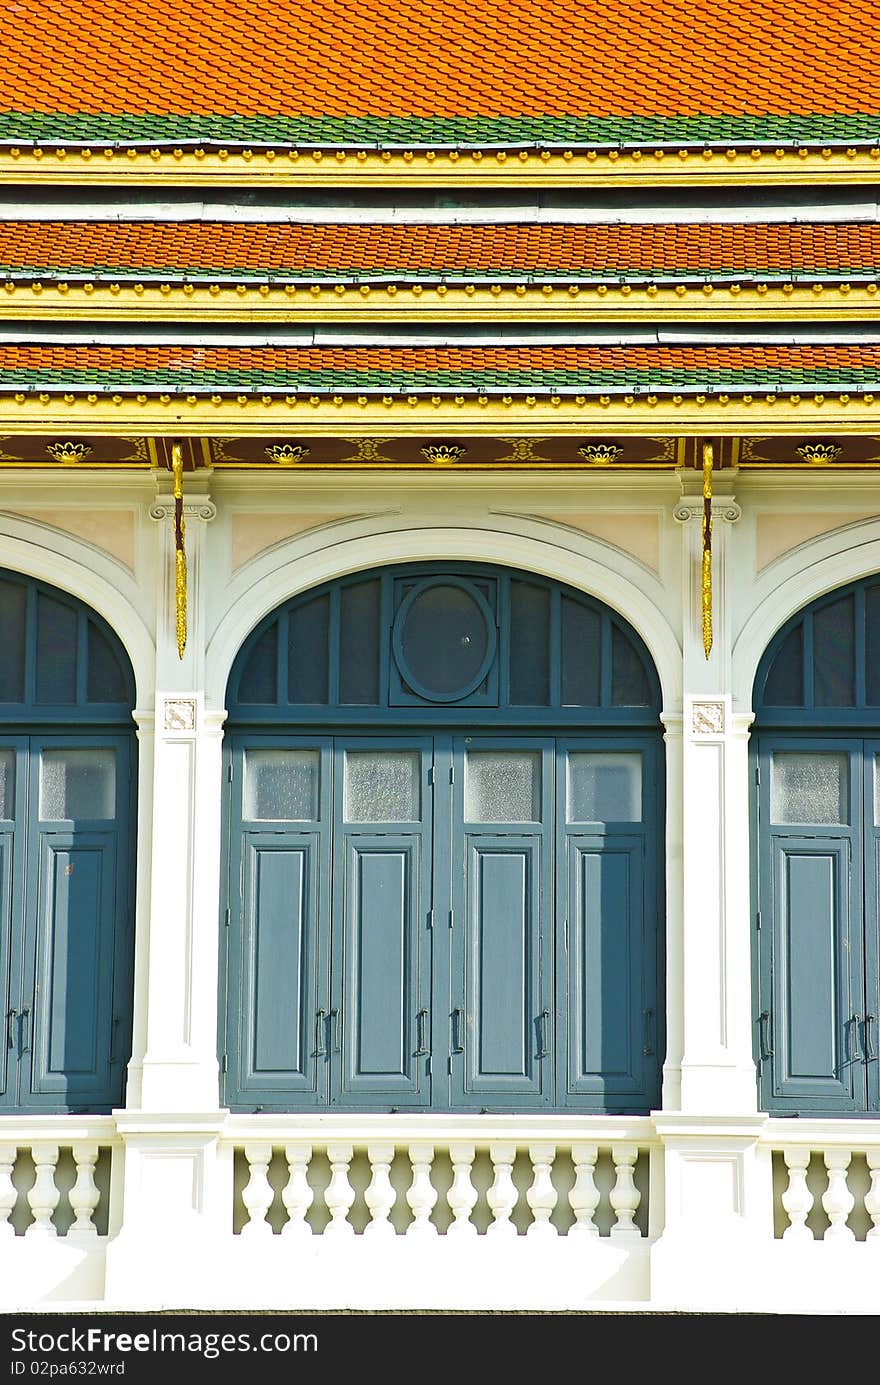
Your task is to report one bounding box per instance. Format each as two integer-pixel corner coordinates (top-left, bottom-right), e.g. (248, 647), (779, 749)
(4, 282), (879, 321)
(3, 393), (880, 435)
(1, 146), (878, 186)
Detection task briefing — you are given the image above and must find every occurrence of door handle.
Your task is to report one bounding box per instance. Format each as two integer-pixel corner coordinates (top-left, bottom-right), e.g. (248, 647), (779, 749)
(5, 1009), (16, 1050)
(313, 1008), (327, 1057)
(328, 1007), (340, 1054)
(758, 1010), (774, 1060)
(414, 1008), (429, 1057)
(865, 1014), (877, 1062)
(536, 1008), (550, 1059)
(451, 1008), (464, 1055)
(847, 1013), (863, 1062)
(19, 1007), (30, 1053)
(643, 1007), (656, 1057)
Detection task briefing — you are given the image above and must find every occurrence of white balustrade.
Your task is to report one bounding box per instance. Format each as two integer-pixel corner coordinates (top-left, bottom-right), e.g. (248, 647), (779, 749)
(446, 1141), (478, 1238)
(0, 1144), (16, 1239)
(486, 1142), (519, 1238)
(324, 1142), (355, 1237)
(526, 1142), (558, 1237)
(241, 1142), (274, 1239)
(26, 1143), (60, 1238)
(866, 1151), (880, 1241)
(609, 1144), (641, 1242)
(822, 1149), (855, 1242)
(364, 1142), (396, 1238)
(568, 1142), (600, 1236)
(227, 1126), (654, 1243)
(69, 1143), (100, 1237)
(281, 1142), (314, 1239)
(781, 1147), (814, 1242)
(406, 1143), (438, 1237)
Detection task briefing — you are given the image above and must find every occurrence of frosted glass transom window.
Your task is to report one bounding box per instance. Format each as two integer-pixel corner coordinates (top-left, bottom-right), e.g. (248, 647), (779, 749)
(344, 751), (420, 822)
(0, 750), (13, 819)
(465, 751), (541, 822)
(567, 752), (642, 822)
(244, 749), (320, 821)
(771, 751), (849, 825)
(40, 748), (116, 820)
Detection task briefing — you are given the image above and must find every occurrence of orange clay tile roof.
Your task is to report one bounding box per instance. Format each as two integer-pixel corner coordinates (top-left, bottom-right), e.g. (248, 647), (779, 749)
(2, 222), (880, 282)
(2, 343), (880, 394)
(1, 0), (879, 147)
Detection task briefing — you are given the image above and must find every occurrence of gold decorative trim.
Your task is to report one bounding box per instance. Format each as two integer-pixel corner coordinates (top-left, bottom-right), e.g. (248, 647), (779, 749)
(3, 395), (880, 437)
(171, 442), (187, 660)
(420, 443), (467, 464)
(701, 441), (713, 660)
(264, 442), (310, 465)
(0, 146), (877, 188)
(577, 442), (623, 465)
(795, 441), (843, 464)
(0, 281), (877, 322)
(45, 439), (92, 463)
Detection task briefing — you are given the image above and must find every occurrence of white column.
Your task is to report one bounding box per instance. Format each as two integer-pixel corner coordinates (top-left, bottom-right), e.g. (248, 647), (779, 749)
(672, 473), (757, 1114)
(138, 471), (222, 1111)
(104, 469), (231, 1308)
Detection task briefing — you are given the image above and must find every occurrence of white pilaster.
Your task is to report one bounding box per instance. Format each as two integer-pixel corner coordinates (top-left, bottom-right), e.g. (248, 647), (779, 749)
(672, 472), (757, 1114)
(137, 471), (223, 1111)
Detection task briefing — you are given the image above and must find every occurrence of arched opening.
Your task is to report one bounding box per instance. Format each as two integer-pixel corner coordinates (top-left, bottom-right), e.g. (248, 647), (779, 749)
(0, 568), (137, 1112)
(753, 575), (880, 1115)
(220, 562), (664, 1113)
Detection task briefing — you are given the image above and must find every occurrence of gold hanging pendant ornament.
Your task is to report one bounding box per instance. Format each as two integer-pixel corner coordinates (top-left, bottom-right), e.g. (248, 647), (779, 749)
(171, 443), (187, 659)
(701, 441), (713, 660)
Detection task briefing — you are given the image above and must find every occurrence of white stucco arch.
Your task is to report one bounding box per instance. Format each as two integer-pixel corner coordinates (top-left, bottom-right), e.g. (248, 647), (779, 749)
(206, 523), (681, 713)
(0, 524), (155, 708)
(733, 520), (880, 710)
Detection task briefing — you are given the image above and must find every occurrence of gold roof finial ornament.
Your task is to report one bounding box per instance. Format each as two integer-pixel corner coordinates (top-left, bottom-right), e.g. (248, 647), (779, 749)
(171, 442), (187, 660)
(46, 440), (92, 464)
(264, 442), (311, 465)
(577, 442), (623, 466)
(420, 443), (467, 465)
(796, 442), (842, 465)
(702, 441), (713, 660)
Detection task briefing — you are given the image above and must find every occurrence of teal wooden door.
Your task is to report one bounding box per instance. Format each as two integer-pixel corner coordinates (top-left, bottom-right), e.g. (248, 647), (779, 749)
(752, 576), (880, 1115)
(756, 740), (868, 1113)
(450, 740), (553, 1109)
(558, 740), (660, 1110)
(332, 740), (434, 1107)
(225, 741), (330, 1106)
(0, 570), (136, 1114)
(221, 562), (665, 1114)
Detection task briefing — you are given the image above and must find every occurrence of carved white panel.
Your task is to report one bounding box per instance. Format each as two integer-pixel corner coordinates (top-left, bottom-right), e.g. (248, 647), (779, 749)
(164, 698), (197, 732)
(691, 700), (726, 736)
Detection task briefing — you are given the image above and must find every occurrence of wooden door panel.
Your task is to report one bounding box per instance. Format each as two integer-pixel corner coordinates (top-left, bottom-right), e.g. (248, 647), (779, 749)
(236, 835), (321, 1096)
(29, 832), (119, 1104)
(768, 835), (861, 1111)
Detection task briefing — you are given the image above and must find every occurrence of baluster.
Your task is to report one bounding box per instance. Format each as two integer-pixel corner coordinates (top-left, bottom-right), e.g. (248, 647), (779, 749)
(568, 1142), (601, 1237)
(0, 1145), (16, 1239)
(281, 1142), (314, 1239)
(324, 1142), (355, 1237)
(781, 1148), (814, 1242)
(364, 1142), (397, 1238)
(241, 1142), (275, 1239)
(822, 1149), (855, 1242)
(866, 1151), (880, 1241)
(526, 1143), (558, 1237)
(406, 1143), (438, 1237)
(487, 1142), (519, 1238)
(609, 1144), (641, 1242)
(26, 1143), (60, 1237)
(69, 1143), (100, 1237)
(447, 1142), (478, 1238)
